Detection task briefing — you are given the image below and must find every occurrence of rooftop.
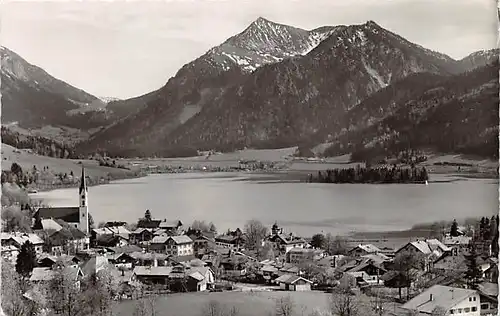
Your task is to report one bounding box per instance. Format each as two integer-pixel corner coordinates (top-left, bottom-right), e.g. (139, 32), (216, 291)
(402, 285), (476, 314)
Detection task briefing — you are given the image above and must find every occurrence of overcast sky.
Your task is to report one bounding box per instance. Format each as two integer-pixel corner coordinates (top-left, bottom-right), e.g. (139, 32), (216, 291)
(2, 0), (498, 99)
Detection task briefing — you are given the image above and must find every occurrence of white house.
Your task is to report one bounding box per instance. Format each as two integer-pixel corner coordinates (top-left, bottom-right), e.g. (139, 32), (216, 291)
(151, 235), (193, 256)
(401, 285), (480, 316)
(348, 244), (382, 257)
(275, 274), (313, 291)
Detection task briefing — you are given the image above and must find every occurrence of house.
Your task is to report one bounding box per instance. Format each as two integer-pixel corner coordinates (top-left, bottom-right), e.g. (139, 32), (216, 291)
(91, 226), (131, 246)
(396, 239), (452, 271)
(215, 229), (246, 250)
(401, 285), (480, 316)
(187, 230), (216, 256)
(130, 251), (169, 267)
(348, 244), (382, 257)
(107, 253), (135, 270)
(477, 282), (498, 316)
(158, 220), (183, 234)
(267, 233), (307, 253)
(286, 248), (324, 264)
(30, 266), (84, 290)
(38, 254), (80, 268)
(33, 167), (90, 234)
(167, 265), (215, 292)
(96, 234), (129, 248)
(2, 232), (44, 254)
(43, 223), (89, 255)
(80, 256), (114, 277)
(132, 266), (173, 285)
(275, 274), (312, 291)
(129, 228), (154, 244)
(443, 236), (472, 248)
(151, 235), (194, 256)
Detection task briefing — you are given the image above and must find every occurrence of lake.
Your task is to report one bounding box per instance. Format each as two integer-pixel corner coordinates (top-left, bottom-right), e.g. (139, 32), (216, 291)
(31, 172), (498, 237)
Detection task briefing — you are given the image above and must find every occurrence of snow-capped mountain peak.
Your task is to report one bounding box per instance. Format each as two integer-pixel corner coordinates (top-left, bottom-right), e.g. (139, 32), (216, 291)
(206, 18), (335, 72)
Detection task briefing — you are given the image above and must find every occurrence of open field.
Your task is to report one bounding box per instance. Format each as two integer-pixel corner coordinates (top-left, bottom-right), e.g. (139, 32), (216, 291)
(1, 143), (139, 180)
(113, 290), (400, 316)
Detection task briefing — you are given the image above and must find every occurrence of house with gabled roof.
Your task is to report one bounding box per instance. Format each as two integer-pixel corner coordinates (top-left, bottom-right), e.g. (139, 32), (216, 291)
(348, 244), (382, 257)
(267, 233), (307, 253)
(2, 232), (44, 254)
(275, 274), (312, 291)
(129, 228), (154, 244)
(150, 235), (194, 256)
(400, 285), (480, 316)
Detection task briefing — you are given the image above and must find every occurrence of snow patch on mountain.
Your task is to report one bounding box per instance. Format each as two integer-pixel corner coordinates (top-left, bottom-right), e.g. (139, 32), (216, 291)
(362, 58), (387, 88)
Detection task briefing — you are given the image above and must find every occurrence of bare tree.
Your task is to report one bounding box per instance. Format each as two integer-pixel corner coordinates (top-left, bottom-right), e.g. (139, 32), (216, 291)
(47, 268), (86, 316)
(329, 287), (359, 316)
(1, 259), (40, 316)
(201, 300), (239, 316)
(133, 296), (158, 316)
(324, 234), (348, 255)
(244, 220), (269, 249)
(275, 295), (295, 316)
(392, 252), (425, 300)
(83, 269), (119, 316)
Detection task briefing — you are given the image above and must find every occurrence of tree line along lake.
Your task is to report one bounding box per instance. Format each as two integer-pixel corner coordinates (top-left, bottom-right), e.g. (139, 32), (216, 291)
(30, 171), (498, 238)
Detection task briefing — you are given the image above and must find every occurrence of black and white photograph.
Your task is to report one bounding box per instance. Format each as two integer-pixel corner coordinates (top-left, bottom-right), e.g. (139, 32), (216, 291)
(0, 0), (498, 315)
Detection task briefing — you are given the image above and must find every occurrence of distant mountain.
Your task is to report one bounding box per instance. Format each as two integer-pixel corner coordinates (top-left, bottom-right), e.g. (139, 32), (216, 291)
(458, 49), (499, 71)
(1, 46), (97, 104)
(76, 19), (468, 157)
(0, 47), (138, 143)
(75, 18), (338, 156)
(323, 62), (499, 160)
(155, 21), (463, 154)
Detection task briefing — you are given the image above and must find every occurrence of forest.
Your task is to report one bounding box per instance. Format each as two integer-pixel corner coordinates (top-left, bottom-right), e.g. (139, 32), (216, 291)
(307, 165), (429, 184)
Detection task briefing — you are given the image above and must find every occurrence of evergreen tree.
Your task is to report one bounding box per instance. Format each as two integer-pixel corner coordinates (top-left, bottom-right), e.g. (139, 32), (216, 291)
(450, 219), (459, 237)
(15, 241), (36, 278)
(310, 233), (325, 249)
(464, 245), (482, 289)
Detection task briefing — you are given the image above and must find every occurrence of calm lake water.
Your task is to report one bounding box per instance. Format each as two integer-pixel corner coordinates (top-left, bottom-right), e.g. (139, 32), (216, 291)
(31, 172), (498, 237)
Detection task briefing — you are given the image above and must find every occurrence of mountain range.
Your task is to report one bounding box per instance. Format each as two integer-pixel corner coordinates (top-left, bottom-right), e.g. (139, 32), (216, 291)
(1, 18), (498, 160)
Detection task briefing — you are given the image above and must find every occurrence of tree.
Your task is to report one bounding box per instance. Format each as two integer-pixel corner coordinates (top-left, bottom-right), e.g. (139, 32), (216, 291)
(465, 245), (482, 289)
(1, 205), (33, 233)
(275, 295), (294, 316)
(1, 259), (40, 316)
(15, 241), (36, 278)
(201, 300), (239, 316)
(10, 163), (23, 178)
(47, 268), (85, 316)
(329, 287), (359, 316)
(450, 219), (459, 237)
(310, 233), (325, 249)
(82, 269), (118, 316)
(392, 252), (424, 300)
(209, 221), (217, 233)
(244, 220), (269, 250)
(324, 234), (348, 255)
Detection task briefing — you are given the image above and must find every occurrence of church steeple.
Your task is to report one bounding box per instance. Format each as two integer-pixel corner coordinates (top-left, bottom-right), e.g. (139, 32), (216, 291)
(79, 167), (89, 234)
(79, 167), (87, 195)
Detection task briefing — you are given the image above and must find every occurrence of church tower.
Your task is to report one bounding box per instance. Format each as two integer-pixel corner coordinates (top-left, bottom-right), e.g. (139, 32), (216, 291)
(79, 167), (89, 234)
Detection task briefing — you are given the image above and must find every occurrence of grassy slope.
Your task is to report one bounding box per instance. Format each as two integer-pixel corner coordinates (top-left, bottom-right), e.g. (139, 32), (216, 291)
(114, 290), (393, 316)
(1, 143), (137, 179)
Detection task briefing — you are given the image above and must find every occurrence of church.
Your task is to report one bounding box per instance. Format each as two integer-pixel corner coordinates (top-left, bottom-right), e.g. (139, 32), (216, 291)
(34, 167), (90, 235)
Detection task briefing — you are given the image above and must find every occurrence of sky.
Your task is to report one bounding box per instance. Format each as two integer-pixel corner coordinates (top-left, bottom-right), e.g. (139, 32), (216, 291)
(2, 0), (498, 99)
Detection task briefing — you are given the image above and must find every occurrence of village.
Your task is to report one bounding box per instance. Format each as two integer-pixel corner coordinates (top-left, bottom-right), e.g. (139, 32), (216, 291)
(1, 168), (499, 316)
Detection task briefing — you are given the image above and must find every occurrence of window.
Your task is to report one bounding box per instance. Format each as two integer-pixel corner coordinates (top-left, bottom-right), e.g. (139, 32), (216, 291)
(473, 297), (476, 301)
(481, 303), (489, 310)
(457, 309), (462, 313)
(464, 308), (470, 312)
(469, 297), (472, 301)
(449, 310), (454, 314)
(471, 307), (477, 311)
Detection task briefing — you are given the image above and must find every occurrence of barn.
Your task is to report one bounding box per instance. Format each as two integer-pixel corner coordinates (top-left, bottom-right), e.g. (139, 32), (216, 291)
(275, 274), (313, 291)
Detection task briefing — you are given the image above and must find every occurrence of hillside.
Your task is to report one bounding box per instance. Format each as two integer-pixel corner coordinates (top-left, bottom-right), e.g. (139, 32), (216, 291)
(76, 19), (471, 157)
(0, 47), (136, 140)
(323, 61), (499, 161)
